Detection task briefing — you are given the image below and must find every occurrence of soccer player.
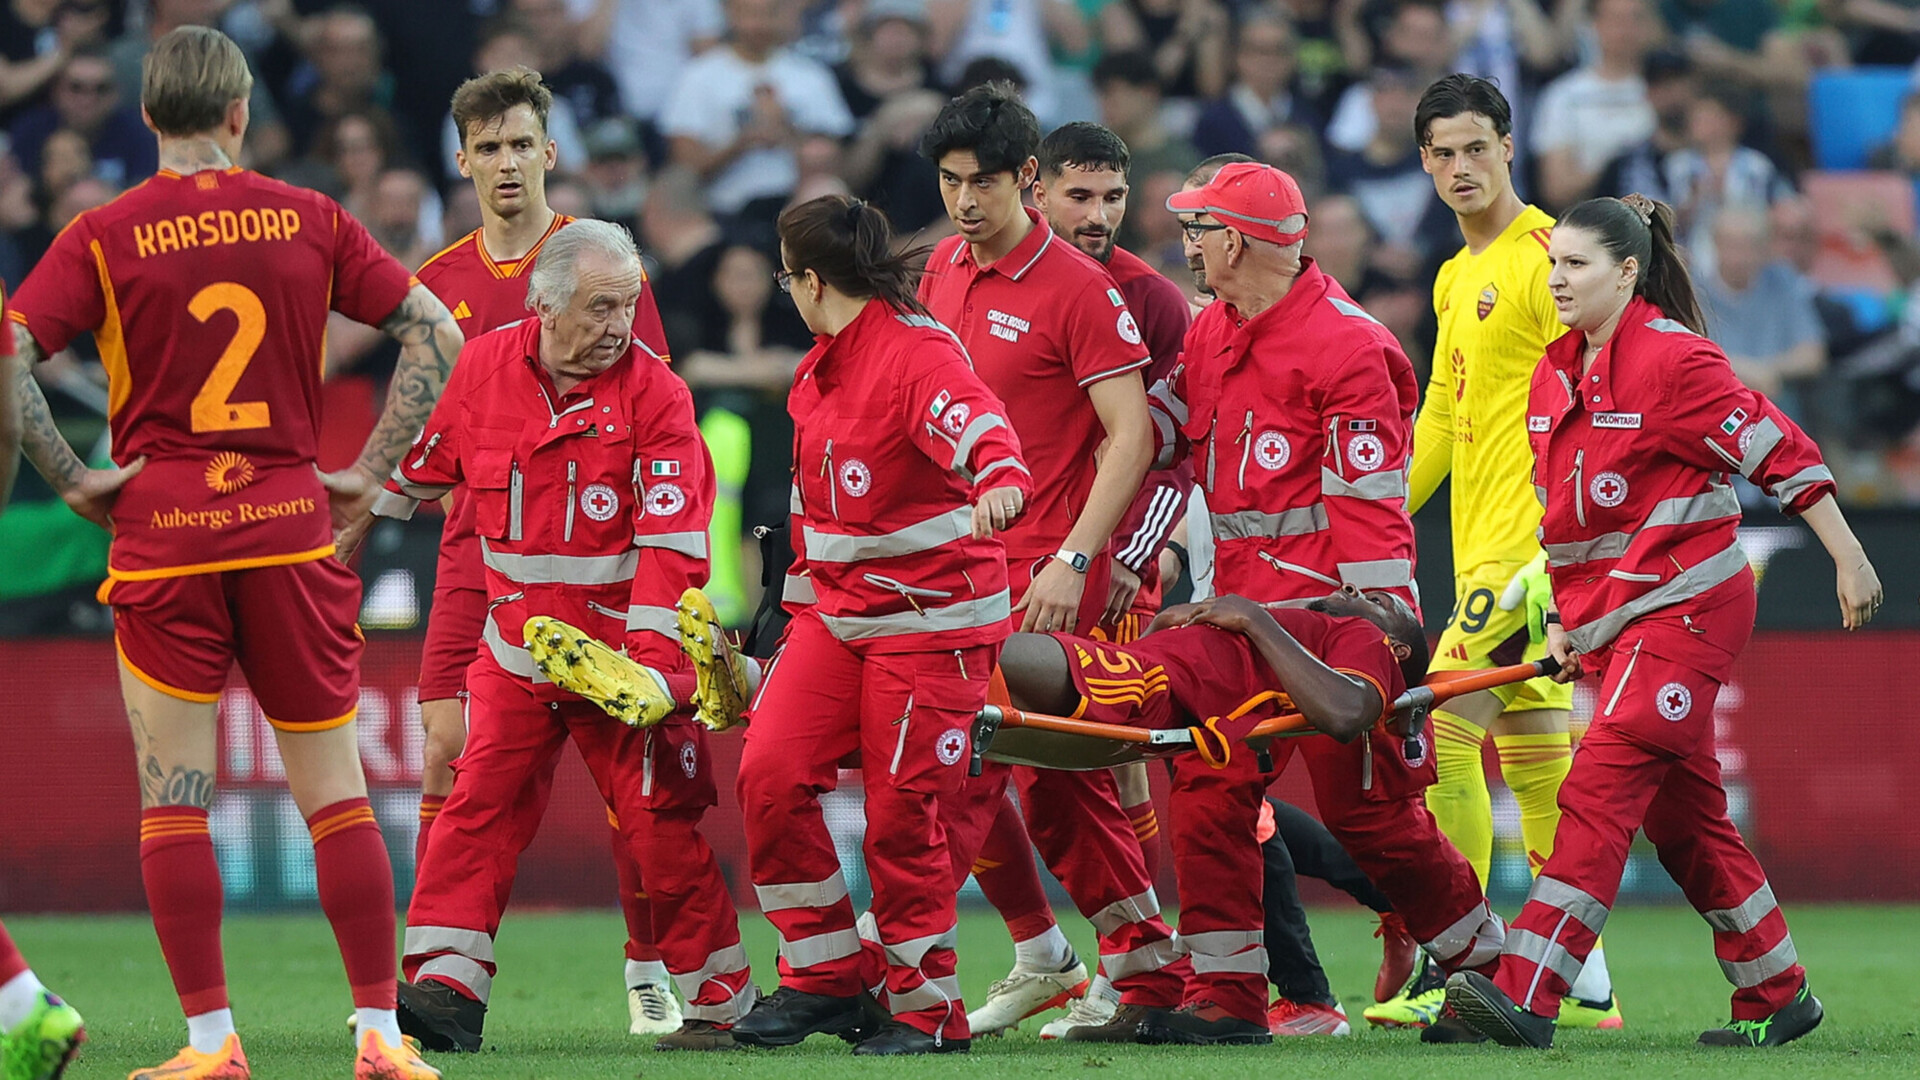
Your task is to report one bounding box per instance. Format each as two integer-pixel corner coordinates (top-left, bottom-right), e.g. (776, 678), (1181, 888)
(1372, 74), (1617, 1033)
(4, 27), (458, 1080)
(411, 64), (682, 1037)
(914, 83), (1186, 1036)
(964, 118), (1195, 1040)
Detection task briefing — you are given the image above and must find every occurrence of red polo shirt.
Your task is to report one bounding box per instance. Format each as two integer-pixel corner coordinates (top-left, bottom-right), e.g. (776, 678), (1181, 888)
(918, 207), (1150, 560)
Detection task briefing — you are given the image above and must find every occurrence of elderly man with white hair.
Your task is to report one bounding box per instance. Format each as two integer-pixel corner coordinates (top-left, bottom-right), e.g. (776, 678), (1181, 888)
(1697, 202), (1827, 425)
(368, 219), (758, 1054)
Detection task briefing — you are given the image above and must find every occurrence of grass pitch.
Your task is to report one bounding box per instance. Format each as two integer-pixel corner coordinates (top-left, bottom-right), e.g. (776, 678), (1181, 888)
(9, 904), (1915, 1079)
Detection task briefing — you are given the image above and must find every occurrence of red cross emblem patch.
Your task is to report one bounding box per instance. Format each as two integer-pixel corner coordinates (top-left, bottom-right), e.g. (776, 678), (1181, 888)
(645, 482), (686, 517)
(580, 483), (619, 522)
(1656, 681), (1693, 721)
(1589, 471), (1628, 508)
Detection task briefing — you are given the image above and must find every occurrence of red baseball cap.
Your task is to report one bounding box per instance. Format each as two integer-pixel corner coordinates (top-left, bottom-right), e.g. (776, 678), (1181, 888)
(1166, 162), (1309, 245)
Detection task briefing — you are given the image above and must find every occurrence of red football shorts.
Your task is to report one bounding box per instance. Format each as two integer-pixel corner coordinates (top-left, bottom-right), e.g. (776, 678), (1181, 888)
(419, 498), (487, 702)
(1053, 623), (1275, 731)
(105, 556), (363, 731)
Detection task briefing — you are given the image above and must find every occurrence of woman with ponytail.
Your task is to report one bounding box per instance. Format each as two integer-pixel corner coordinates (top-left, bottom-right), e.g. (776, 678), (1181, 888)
(1445, 195), (1883, 1050)
(726, 195), (1031, 1056)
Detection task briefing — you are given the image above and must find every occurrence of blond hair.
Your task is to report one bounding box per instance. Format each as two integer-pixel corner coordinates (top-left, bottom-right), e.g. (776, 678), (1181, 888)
(142, 26), (253, 137)
(450, 66), (553, 148)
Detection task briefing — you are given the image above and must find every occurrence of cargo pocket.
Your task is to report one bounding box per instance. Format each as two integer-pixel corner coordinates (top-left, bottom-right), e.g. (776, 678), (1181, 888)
(881, 657), (989, 797)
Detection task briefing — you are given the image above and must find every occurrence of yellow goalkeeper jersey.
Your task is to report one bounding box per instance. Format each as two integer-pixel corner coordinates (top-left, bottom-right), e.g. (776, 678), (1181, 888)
(1411, 204), (1566, 576)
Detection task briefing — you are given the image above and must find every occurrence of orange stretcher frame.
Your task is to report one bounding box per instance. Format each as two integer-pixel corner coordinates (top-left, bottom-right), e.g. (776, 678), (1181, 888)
(969, 659), (1560, 773)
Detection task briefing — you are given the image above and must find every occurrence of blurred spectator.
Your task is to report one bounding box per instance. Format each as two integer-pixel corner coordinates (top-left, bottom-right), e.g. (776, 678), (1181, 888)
(438, 20), (588, 182)
(930, 0), (1090, 119)
(366, 167), (434, 266)
(106, 0), (290, 170)
(1113, 0), (1231, 100)
(662, 0), (854, 222)
(1449, 0), (1565, 95)
(1307, 191), (1393, 298)
(441, 181), (483, 243)
(1, 0), (108, 124)
(544, 174), (593, 217)
(1326, 0), (1455, 154)
(680, 243), (811, 386)
(1836, 0), (1920, 66)
(836, 0), (943, 117)
(1093, 51), (1199, 188)
(15, 172), (114, 267)
(1192, 8), (1321, 159)
(1531, 0), (1657, 209)
(1278, 0), (1371, 112)
(1868, 89), (1920, 174)
(1134, 165), (1192, 290)
(0, 141), (33, 282)
(641, 165), (730, 354)
(1662, 85), (1793, 267)
(1325, 61), (1454, 280)
(1697, 203), (1825, 425)
(1595, 48), (1696, 201)
(836, 0), (947, 230)
(509, 0), (623, 127)
(578, 0), (722, 150)
(303, 109), (403, 218)
(280, 5), (397, 157)
(8, 47), (155, 187)
(1663, 0), (1843, 158)
(580, 116), (648, 222)
(35, 126), (89, 196)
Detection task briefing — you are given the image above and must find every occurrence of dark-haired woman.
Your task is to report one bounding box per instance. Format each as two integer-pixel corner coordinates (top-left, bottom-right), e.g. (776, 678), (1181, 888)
(729, 195), (1031, 1056)
(1446, 196), (1882, 1050)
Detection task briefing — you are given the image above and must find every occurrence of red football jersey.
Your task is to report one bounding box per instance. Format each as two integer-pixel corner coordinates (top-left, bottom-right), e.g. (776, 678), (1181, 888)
(918, 208), (1150, 560)
(8, 167), (414, 578)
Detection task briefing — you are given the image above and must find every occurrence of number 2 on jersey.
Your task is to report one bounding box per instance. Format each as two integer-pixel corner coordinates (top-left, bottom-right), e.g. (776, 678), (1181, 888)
(188, 282), (271, 433)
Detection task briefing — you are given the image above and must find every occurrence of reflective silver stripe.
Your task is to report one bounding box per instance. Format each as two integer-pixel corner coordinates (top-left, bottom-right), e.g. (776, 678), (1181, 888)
(1534, 484), (1548, 507)
(482, 615), (539, 680)
(950, 413), (1008, 473)
(1174, 929), (1262, 954)
(974, 455), (1029, 483)
(1102, 938), (1180, 980)
(1188, 946), (1269, 975)
(1769, 464), (1832, 506)
(683, 991), (757, 1025)
(405, 926), (495, 963)
(1088, 889), (1161, 937)
(1530, 876), (1610, 935)
(783, 573), (817, 605)
(371, 489), (422, 520)
(1149, 377), (1188, 426)
(1338, 558), (1414, 590)
(417, 955), (493, 1003)
(1505, 928), (1584, 989)
(394, 479), (453, 501)
(805, 507), (972, 564)
(1719, 935), (1798, 988)
(1321, 467), (1407, 501)
(1703, 883), (1778, 934)
(1738, 417), (1785, 477)
(753, 874), (850, 913)
(817, 589), (1010, 641)
(482, 540), (638, 585)
(1422, 901), (1493, 962)
(635, 531), (710, 559)
(670, 942), (753, 1011)
(881, 926), (958, 969)
(1148, 408), (1176, 469)
(790, 483), (803, 515)
(778, 928), (864, 968)
(1328, 295), (1382, 324)
(1210, 504), (1328, 541)
(626, 604), (678, 637)
(889, 974), (963, 1013)
(1566, 541), (1750, 654)
(1646, 317), (1698, 336)
(1545, 486), (1741, 568)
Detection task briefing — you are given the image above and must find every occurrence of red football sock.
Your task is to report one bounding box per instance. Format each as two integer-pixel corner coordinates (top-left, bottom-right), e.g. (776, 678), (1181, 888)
(308, 798), (398, 1010)
(0, 917), (27, 984)
(608, 809), (658, 963)
(416, 795), (445, 871)
(140, 807), (228, 1016)
(973, 797), (1055, 942)
(1123, 799), (1162, 882)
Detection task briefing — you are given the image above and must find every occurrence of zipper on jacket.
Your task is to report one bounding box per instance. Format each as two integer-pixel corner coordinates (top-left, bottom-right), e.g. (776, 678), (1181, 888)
(642, 731), (655, 796)
(862, 573), (954, 616)
(1325, 415), (1344, 478)
(1568, 448), (1586, 529)
(409, 431), (442, 470)
(508, 461), (524, 541)
(586, 600), (625, 621)
(565, 461), (578, 542)
(1206, 418), (1218, 490)
(954, 650), (969, 681)
(1234, 409), (1254, 489)
(1258, 551), (1341, 586)
(487, 590), (525, 614)
(1361, 732), (1373, 791)
(823, 438), (839, 519)
(889, 694), (915, 776)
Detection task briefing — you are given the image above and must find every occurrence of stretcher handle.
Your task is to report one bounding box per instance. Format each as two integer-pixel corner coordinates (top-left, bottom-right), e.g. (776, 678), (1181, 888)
(1392, 657), (1562, 763)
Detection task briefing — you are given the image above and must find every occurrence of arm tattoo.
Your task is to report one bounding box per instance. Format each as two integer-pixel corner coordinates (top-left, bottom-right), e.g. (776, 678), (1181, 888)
(7, 331), (89, 493)
(358, 286), (461, 476)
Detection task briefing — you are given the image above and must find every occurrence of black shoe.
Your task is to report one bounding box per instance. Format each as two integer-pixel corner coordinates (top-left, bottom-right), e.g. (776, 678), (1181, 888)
(1135, 1002), (1272, 1046)
(396, 978), (486, 1053)
(849, 1020), (970, 1055)
(654, 1019), (740, 1051)
(1419, 1007), (1489, 1044)
(730, 986), (876, 1047)
(1444, 972), (1555, 1049)
(1699, 981), (1823, 1047)
(1062, 1003), (1157, 1043)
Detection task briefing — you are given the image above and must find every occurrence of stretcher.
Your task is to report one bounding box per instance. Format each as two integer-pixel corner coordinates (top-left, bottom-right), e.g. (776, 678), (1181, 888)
(969, 659), (1561, 774)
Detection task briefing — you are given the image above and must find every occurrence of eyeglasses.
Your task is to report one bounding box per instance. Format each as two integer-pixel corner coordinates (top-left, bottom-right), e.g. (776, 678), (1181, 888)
(1182, 221), (1230, 243)
(774, 268), (795, 294)
(62, 80), (113, 95)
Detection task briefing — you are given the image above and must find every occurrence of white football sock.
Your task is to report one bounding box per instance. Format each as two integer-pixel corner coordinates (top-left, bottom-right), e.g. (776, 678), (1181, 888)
(1013, 925), (1074, 971)
(355, 1007), (403, 1048)
(742, 656), (764, 696)
(0, 969), (47, 1029)
(1569, 944), (1613, 1002)
(186, 1008), (236, 1054)
(1086, 972), (1119, 1004)
(625, 959), (669, 990)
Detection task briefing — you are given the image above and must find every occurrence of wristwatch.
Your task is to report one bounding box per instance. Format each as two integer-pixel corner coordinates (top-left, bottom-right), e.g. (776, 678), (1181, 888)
(1053, 548), (1091, 574)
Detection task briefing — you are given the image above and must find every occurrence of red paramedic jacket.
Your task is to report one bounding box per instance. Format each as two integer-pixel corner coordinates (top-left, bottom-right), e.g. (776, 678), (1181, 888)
(1529, 296), (1835, 676)
(781, 299), (1032, 653)
(1148, 259), (1420, 608)
(374, 318), (714, 699)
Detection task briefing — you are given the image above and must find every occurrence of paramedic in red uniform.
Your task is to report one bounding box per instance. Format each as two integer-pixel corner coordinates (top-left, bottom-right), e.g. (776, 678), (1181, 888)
(371, 221), (753, 1054)
(1142, 161), (1503, 1044)
(1444, 195), (1882, 1051)
(410, 65), (681, 1035)
(4, 27), (457, 1079)
(727, 195), (1030, 1056)
(913, 82), (1187, 1035)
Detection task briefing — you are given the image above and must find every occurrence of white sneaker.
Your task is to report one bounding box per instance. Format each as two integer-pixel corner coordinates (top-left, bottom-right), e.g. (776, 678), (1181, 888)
(965, 957), (1091, 1035)
(629, 983), (683, 1036)
(1039, 980), (1119, 1039)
